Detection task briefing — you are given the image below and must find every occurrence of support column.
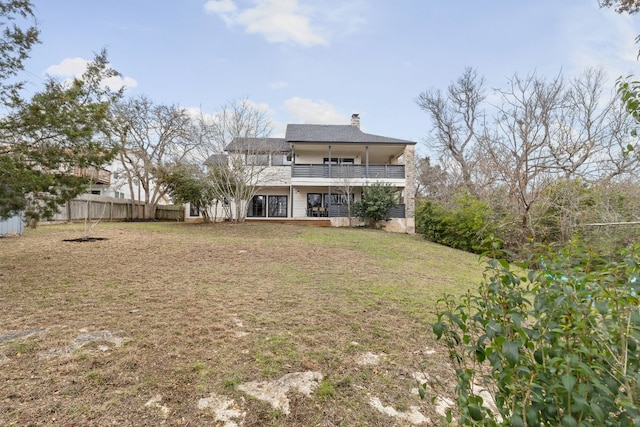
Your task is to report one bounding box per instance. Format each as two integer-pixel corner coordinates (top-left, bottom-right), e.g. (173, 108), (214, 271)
(403, 145), (416, 234)
(328, 146), (332, 217)
(365, 146), (369, 179)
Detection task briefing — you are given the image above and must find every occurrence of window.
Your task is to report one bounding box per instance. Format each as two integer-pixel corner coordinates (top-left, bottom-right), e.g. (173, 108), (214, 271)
(247, 195), (266, 217)
(323, 157), (354, 165)
(268, 195), (287, 217)
(189, 204), (200, 217)
(307, 193), (322, 209)
(90, 190), (101, 195)
(114, 191), (125, 199)
(323, 158), (338, 165)
(307, 193), (326, 217)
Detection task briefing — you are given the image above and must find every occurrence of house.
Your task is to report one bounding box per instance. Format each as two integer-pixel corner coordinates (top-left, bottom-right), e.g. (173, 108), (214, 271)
(187, 114), (416, 233)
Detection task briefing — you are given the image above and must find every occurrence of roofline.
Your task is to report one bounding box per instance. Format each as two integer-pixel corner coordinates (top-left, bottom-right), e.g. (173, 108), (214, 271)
(288, 140), (417, 145)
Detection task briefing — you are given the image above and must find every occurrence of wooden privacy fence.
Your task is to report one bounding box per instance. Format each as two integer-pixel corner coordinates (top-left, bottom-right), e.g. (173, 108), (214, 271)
(51, 195), (183, 222)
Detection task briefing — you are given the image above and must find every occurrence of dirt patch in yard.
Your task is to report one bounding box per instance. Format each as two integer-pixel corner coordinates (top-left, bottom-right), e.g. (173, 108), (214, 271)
(62, 237), (109, 242)
(0, 222), (479, 425)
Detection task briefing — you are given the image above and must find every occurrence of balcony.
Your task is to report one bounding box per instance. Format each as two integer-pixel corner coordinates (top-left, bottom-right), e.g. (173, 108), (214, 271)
(292, 164), (405, 179)
(324, 204), (406, 218)
(73, 166), (111, 185)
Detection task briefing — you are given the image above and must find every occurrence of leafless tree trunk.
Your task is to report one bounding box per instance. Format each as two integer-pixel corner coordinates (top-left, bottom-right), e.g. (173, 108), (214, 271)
(197, 98), (274, 222)
(416, 67), (485, 196)
(114, 95), (197, 219)
(482, 72), (565, 243)
(335, 174), (356, 226)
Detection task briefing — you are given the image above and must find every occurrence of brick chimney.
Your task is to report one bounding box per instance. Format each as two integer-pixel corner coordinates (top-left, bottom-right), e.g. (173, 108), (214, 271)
(351, 113), (360, 128)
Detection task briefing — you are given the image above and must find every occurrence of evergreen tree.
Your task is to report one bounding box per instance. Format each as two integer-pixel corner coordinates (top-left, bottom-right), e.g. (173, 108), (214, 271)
(0, 1), (122, 225)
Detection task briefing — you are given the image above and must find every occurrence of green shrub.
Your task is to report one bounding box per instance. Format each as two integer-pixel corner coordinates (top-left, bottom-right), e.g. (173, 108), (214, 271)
(353, 182), (398, 228)
(426, 243), (640, 426)
(416, 192), (496, 254)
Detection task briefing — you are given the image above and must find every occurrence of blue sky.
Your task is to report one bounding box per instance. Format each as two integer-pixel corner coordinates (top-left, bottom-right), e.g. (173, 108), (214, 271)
(24, 1), (640, 154)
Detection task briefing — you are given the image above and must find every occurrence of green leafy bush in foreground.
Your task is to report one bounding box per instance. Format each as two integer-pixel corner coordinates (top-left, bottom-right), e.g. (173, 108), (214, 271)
(427, 244), (640, 426)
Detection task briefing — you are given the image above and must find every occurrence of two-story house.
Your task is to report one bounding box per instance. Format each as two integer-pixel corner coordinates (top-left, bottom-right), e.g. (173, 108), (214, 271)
(187, 114), (416, 233)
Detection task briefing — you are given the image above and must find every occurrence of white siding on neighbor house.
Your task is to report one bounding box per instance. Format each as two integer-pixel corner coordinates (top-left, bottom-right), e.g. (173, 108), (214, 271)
(0, 214), (23, 235)
(93, 158), (169, 204)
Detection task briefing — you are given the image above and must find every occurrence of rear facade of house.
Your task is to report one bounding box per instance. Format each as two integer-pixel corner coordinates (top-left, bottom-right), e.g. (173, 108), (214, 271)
(187, 115), (417, 233)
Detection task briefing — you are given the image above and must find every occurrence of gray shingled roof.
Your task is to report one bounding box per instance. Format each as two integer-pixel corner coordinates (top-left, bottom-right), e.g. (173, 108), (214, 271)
(285, 124), (416, 145)
(204, 154), (228, 166)
(225, 137), (289, 153)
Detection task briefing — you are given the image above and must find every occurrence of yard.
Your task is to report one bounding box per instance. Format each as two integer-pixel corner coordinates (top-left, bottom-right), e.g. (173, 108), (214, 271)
(0, 222), (482, 426)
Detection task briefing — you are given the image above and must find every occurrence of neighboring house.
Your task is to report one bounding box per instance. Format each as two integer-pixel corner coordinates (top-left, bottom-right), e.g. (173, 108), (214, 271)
(187, 114), (416, 233)
(72, 165), (114, 196)
(80, 157), (169, 205)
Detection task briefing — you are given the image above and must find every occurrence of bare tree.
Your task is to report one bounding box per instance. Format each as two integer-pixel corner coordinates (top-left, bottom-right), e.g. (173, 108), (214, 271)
(334, 174), (357, 226)
(113, 95), (197, 219)
(481, 72), (566, 243)
(418, 67), (640, 253)
(198, 98), (275, 222)
(549, 68), (639, 181)
(194, 98), (272, 162)
(599, 0), (640, 14)
(416, 67), (486, 196)
(414, 155), (457, 202)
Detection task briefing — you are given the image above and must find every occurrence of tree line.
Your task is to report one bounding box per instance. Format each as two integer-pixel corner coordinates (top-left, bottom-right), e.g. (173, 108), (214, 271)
(0, 1), (273, 226)
(414, 67), (640, 257)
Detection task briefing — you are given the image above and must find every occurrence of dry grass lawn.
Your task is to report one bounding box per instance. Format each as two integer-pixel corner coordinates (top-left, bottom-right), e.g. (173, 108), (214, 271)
(0, 222), (483, 426)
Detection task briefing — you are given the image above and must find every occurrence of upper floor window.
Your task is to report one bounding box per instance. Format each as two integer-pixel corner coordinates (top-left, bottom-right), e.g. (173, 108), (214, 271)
(323, 158), (354, 165)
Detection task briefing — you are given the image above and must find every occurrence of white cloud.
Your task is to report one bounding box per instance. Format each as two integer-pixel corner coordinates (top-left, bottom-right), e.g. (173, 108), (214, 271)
(246, 98), (276, 116)
(284, 97), (349, 124)
(322, 1), (368, 39)
(46, 57), (137, 91)
(46, 57), (88, 77)
(103, 75), (138, 91)
(204, 0), (237, 25)
(204, 0), (327, 47)
(564, 5), (640, 83)
(204, 0), (237, 14)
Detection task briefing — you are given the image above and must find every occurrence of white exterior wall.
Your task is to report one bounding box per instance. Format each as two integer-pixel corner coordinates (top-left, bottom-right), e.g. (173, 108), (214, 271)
(87, 158), (169, 205)
(258, 166), (291, 186)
